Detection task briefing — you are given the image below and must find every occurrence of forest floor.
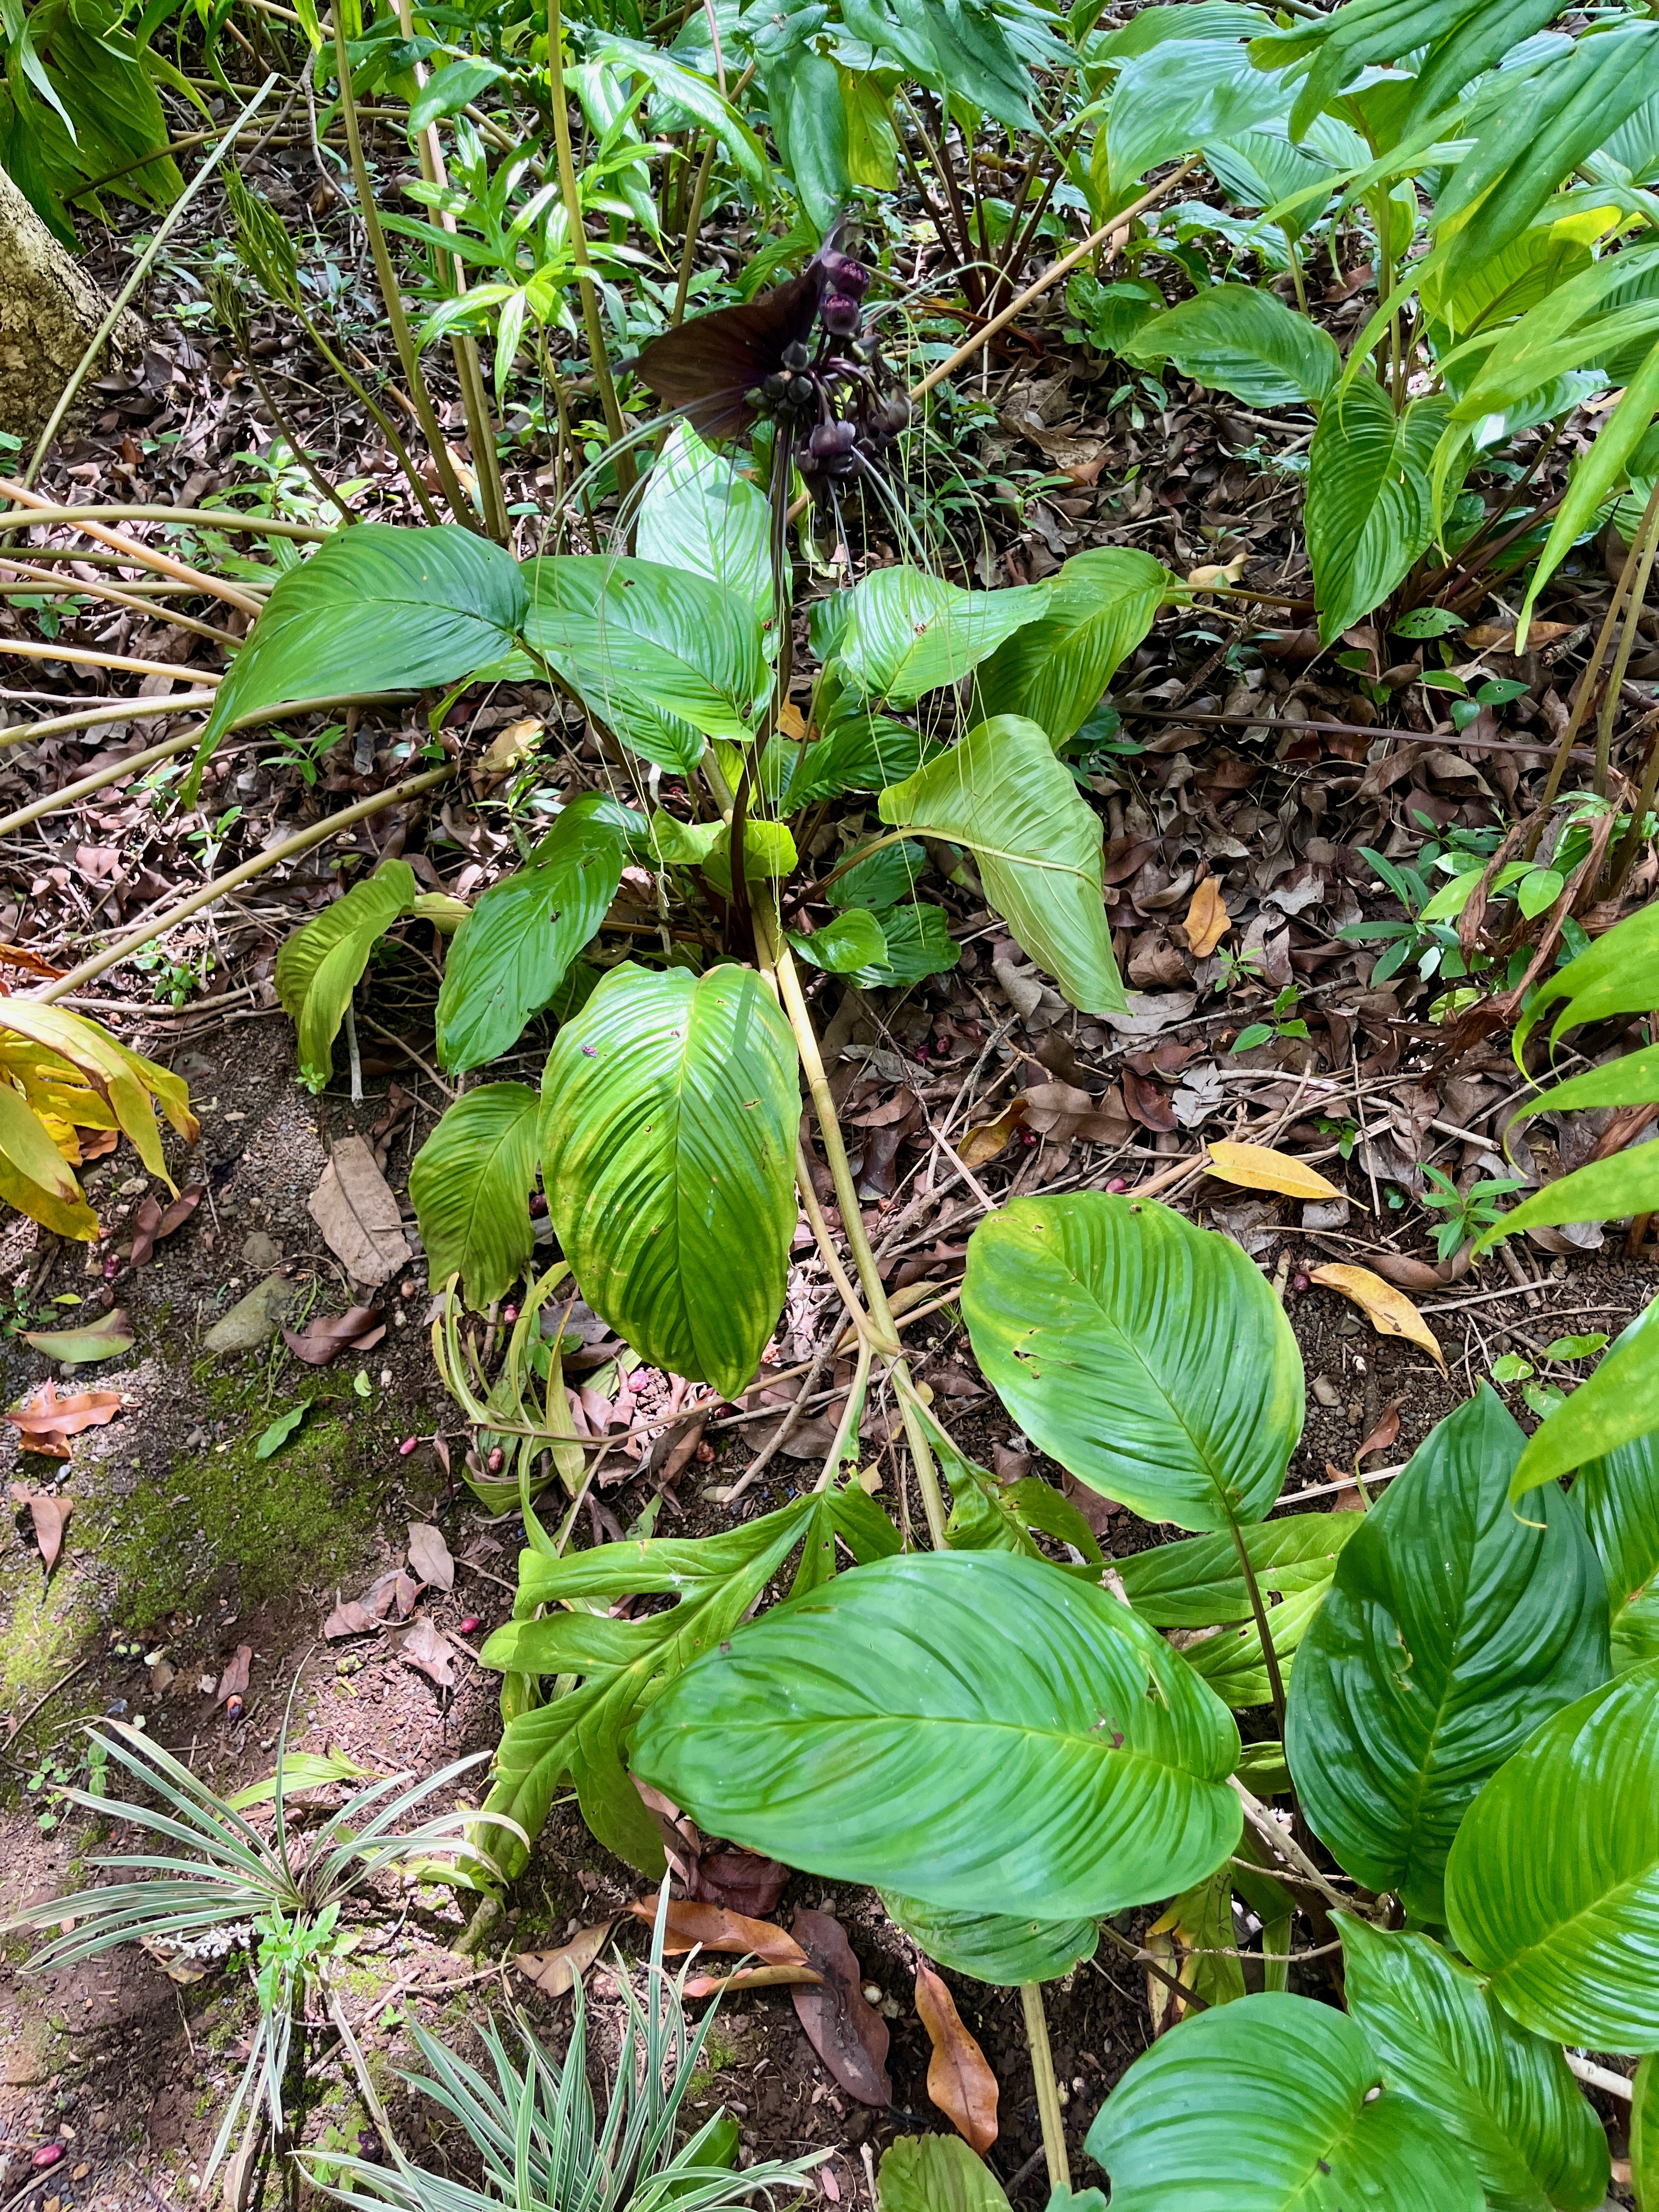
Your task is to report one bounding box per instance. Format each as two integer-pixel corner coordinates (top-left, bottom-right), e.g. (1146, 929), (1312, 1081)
(2, 74), (1658, 2212)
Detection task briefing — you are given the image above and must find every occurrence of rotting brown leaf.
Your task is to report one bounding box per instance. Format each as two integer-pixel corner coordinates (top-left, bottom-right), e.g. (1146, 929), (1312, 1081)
(958, 1098), (1027, 1167)
(216, 1644), (252, 1707)
(5, 1383), (124, 1458)
(914, 1961), (998, 2154)
(790, 1907), (891, 2107)
(130, 1184), (203, 1267)
(321, 1599), (376, 1640)
(9, 1483), (71, 1574)
(1356, 1405), (1401, 1465)
(391, 1615), (456, 1690)
(283, 1306), (386, 1366)
(517, 1920), (615, 1997)
(306, 1137), (411, 1287)
(627, 1898), (808, 1967)
(683, 1962), (826, 1998)
(406, 1521), (455, 1592)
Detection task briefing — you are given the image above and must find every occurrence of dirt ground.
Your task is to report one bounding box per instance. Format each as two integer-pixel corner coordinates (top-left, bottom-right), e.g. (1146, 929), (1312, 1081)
(0, 1010), (1649, 2212)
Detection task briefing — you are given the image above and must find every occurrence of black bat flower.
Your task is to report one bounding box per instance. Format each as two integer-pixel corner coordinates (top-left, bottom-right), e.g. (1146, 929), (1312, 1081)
(628, 264), (827, 444)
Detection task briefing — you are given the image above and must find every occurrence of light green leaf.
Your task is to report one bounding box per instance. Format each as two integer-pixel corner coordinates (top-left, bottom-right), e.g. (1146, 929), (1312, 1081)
(1121, 285), (1339, 409)
(225, 1748), (369, 1809)
(1446, 1656), (1659, 2049)
(1119, 1514), (1361, 1625)
(788, 909), (889, 973)
(702, 817), (797, 896)
(877, 2136), (1011, 2212)
(255, 1403), (310, 1459)
(1286, 1386), (1609, 1924)
(200, 525), (527, 747)
(1106, 40), (1295, 198)
(1634, 2055), (1659, 2212)
(961, 1194), (1302, 1532)
(1576, 1367), (1659, 1671)
(832, 566), (1051, 708)
(1510, 1302), (1659, 1498)
(1085, 1991), (1483, 2211)
(522, 555), (768, 771)
(539, 963), (800, 1400)
(1505, 1041), (1659, 1123)
(1179, 1580), (1336, 1711)
(19, 1311), (134, 1363)
(1480, 1149), (1659, 1260)
(1516, 901), (1659, 1056)
(647, 811), (726, 868)
(973, 549), (1172, 747)
(630, 1550), (1242, 1918)
(436, 797), (625, 1073)
(1307, 385), (1451, 645)
(879, 1892), (1098, 1986)
(850, 901), (958, 989)
(274, 860), (416, 1093)
(1339, 1916), (1607, 2212)
(1520, 336), (1659, 642)
(879, 716), (1125, 1014)
(636, 422), (772, 619)
(409, 1082), (540, 1312)
(785, 713), (935, 805)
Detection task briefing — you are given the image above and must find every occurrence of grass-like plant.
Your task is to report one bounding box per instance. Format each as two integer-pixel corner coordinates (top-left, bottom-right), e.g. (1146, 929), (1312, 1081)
(306, 1891), (820, 2212)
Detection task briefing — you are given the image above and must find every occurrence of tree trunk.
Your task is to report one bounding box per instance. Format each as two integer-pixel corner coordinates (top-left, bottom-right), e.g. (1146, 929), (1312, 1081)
(0, 163), (143, 452)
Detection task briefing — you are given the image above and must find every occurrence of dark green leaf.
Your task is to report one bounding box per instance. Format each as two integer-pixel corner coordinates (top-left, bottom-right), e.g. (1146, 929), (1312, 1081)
(827, 840), (926, 910)
(1120, 1515), (1361, 1626)
(832, 567), (1051, 708)
(850, 901), (958, 988)
(787, 909), (889, 973)
(1307, 386), (1451, 644)
(1575, 1372), (1659, 1670)
(274, 859), (416, 1093)
(1510, 1304), (1659, 1497)
(879, 1893), (1099, 1986)
(409, 1083), (540, 1311)
(973, 549), (1172, 748)
(1122, 286), (1339, 409)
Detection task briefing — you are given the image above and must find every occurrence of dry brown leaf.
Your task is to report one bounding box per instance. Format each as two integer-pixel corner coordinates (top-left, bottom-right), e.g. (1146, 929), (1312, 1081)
(682, 1963), (826, 1997)
(1186, 554), (1246, 590)
(283, 1306), (387, 1366)
(791, 1908), (891, 2107)
(1309, 1263), (1446, 1370)
(1363, 1251), (1448, 1293)
(6, 1383), (124, 1459)
(321, 1599), (376, 1639)
(1464, 619), (1573, 651)
(914, 1962), (998, 2153)
(1183, 879), (1232, 958)
(517, 1920), (614, 1996)
(216, 1644), (252, 1706)
(1355, 1405), (1401, 1465)
(628, 1898), (808, 1967)
(958, 1099), (1028, 1167)
(777, 701), (808, 741)
(9, 1484), (71, 1573)
(391, 1615), (455, 1689)
(406, 1521), (455, 1592)
(131, 1184), (203, 1268)
(477, 718), (542, 783)
(1207, 1141), (1341, 1202)
(306, 1137), (412, 1287)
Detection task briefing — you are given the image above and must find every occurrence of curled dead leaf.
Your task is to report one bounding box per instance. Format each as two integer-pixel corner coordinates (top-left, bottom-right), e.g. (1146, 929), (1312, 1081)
(9, 1483), (71, 1573)
(791, 1908), (891, 2107)
(390, 1615), (456, 1690)
(683, 1962), (825, 1997)
(321, 1599), (376, 1640)
(958, 1099), (1028, 1168)
(518, 1920), (615, 1996)
(915, 1961), (998, 2154)
(6, 1383), (124, 1459)
(1309, 1263), (1446, 1370)
(1206, 1141), (1341, 1203)
(1355, 1405), (1401, 1465)
(1182, 879), (1232, 959)
(629, 1898), (808, 1967)
(283, 1306), (387, 1366)
(216, 1644), (252, 1707)
(131, 1184), (204, 1268)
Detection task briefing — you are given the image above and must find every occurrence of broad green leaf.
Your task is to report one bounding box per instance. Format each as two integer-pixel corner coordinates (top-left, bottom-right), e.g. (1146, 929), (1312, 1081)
(1505, 1041), (1659, 1122)
(1085, 1991), (1483, 2211)
(787, 713), (935, 804)
(200, 525), (527, 747)
(702, 817), (798, 896)
(787, 909), (889, 973)
(961, 1194), (1302, 1532)
(409, 1083), (540, 1311)
(1521, 338), (1659, 642)
(435, 797), (624, 1073)
(832, 566), (1051, 708)
(408, 55), (508, 129)
(539, 963), (799, 1400)
(1339, 1916), (1609, 2212)
(275, 859), (416, 1093)
(1286, 1386), (1609, 1923)
(636, 422), (772, 619)
(827, 839), (926, 909)
(850, 900), (958, 989)
(1306, 384), (1451, 644)
(1446, 1656), (1659, 2049)
(1479, 1149), (1659, 1257)
(877, 2136), (1011, 2212)
(1121, 285), (1339, 409)
(592, 37), (770, 193)
(631, 1550), (1242, 1918)
(255, 1403), (309, 1460)
(522, 555), (768, 771)
(1119, 1515), (1361, 1625)
(1576, 1373), (1659, 1669)
(839, 0), (1041, 134)
(1635, 2055), (1659, 2212)
(879, 1892), (1098, 1986)
(1179, 1580), (1336, 1711)
(755, 36), (850, 237)
(225, 1747), (368, 1808)
(973, 549), (1172, 747)
(19, 1311), (134, 1363)
(879, 716), (1125, 1014)
(1516, 901), (1659, 1056)
(1509, 1303), (1659, 1496)
(1106, 39), (1295, 197)
(647, 812), (725, 869)
(1251, 0), (1559, 142)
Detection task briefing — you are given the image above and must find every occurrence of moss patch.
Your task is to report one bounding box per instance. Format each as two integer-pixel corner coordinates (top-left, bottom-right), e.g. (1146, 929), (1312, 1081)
(0, 1554), (99, 1717)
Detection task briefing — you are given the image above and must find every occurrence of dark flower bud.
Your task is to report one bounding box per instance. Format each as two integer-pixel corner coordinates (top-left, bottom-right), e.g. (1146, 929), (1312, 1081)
(782, 340), (811, 370)
(877, 392), (911, 436)
(745, 385), (766, 410)
(810, 419), (858, 458)
(760, 372), (789, 402)
(820, 291), (861, 336)
(821, 250), (870, 297)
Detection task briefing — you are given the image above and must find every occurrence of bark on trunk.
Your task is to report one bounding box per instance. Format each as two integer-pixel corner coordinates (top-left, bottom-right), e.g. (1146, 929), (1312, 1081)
(0, 163), (144, 451)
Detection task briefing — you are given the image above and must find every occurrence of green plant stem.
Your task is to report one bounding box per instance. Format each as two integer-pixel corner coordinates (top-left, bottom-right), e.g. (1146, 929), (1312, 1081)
(332, 11), (481, 532)
(1021, 1982), (1071, 2193)
(1226, 1519), (1289, 1740)
(0, 555), (242, 647)
(21, 74), (278, 489)
(1596, 497), (1659, 798)
(671, 134), (720, 326)
(0, 501), (326, 541)
(0, 477), (263, 620)
(546, 0), (636, 495)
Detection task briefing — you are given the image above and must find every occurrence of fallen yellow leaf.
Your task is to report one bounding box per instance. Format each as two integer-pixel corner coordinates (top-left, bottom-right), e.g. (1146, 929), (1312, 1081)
(1186, 555), (1247, 590)
(778, 701), (808, 741)
(959, 1098), (1027, 1167)
(1308, 1263), (1446, 1370)
(1206, 1141), (1341, 1203)
(1183, 878), (1232, 958)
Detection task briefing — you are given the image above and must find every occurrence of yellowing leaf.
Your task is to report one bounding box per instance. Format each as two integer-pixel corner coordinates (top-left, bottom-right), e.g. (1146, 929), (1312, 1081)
(1183, 879), (1232, 958)
(1309, 1263), (1446, 1370)
(778, 701), (808, 741)
(960, 1098), (1028, 1167)
(1186, 555), (1246, 590)
(1207, 1141), (1341, 1202)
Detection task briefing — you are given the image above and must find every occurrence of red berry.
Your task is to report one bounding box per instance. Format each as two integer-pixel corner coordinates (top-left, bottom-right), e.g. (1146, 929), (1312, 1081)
(398, 1435), (420, 1456)
(33, 2147), (63, 2171)
(457, 1615), (481, 1635)
(1107, 1177), (1129, 1194)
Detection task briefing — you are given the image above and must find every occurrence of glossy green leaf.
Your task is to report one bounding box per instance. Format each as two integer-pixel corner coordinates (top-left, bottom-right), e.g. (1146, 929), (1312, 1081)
(1575, 1372), (1659, 1670)
(522, 555), (768, 771)
(787, 909), (889, 973)
(635, 422), (772, 618)
(1634, 2055), (1659, 2212)
(200, 526), (527, 747)
(409, 1083), (540, 1312)
(1481, 1148), (1659, 1255)
(785, 713), (936, 805)
(850, 901), (959, 989)
(701, 817), (798, 896)
(961, 1194), (1302, 1532)
(435, 797), (625, 1073)
(1339, 1916), (1609, 2212)
(827, 840), (926, 910)
(1179, 1581), (1335, 1712)
(877, 2136), (1011, 2212)
(1085, 1991), (1483, 2212)
(274, 859), (416, 1093)
(879, 1891), (1099, 1986)
(1506, 1041), (1659, 1123)
(879, 716), (1125, 1014)
(1307, 385), (1451, 645)
(1286, 1387), (1609, 1923)
(1521, 336), (1659, 642)
(539, 963), (800, 1400)
(1121, 286), (1339, 409)
(1446, 1656), (1659, 2048)
(973, 549), (1172, 747)
(832, 566), (1051, 708)
(1518, 902), (1659, 1054)
(1120, 1514), (1361, 1625)
(631, 1550), (1242, 1918)
(1510, 1304), (1659, 1496)
(1106, 38), (1295, 196)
